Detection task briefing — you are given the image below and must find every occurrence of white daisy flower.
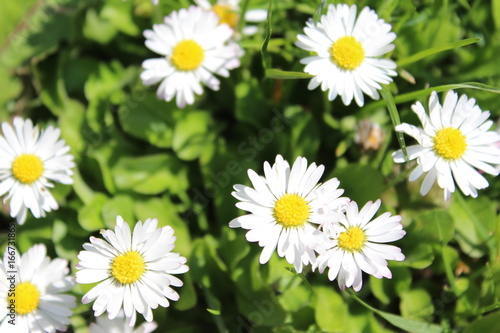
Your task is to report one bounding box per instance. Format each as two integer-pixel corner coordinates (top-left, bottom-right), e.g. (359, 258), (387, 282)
(0, 244), (76, 333)
(90, 310), (157, 333)
(76, 216), (189, 326)
(141, 5), (243, 108)
(295, 4), (397, 106)
(229, 154), (349, 273)
(392, 90), (500, 200)
(195, 0), (268, 36)
(315, 200), (405, 292)
(0, 117), (74, 225)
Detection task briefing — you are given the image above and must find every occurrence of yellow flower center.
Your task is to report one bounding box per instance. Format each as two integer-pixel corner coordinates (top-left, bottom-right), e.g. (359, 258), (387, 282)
(111, 251), (145, 284)
(338, 227), (366, 252)
(171, 39), (205, 71)
(12, 154), (44, 184)
(433, 127), (467, 160)
(213, 4), (238, 29)
(329, 36), (365, 70)
(273, 193), (310, 227)
(8, 282), (40, 315)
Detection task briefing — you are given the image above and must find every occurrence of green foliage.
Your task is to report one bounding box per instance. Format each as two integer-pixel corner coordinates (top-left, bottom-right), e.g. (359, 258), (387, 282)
(0, 0), (499, 332)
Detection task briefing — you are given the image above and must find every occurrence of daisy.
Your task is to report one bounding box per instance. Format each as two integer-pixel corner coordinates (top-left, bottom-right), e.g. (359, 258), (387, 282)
(0, 117), (74, 224)
(0, 244), (76, 333)
(90, 311), (157, 333)
(295, 4), (397, 106)
(229, 154), (349, 273)
(76, 216), (189, 326)
(195, 0), (268, 36)
(392, 90), (500, 200)
(141, 5), (243, 108)
(315, 200), (405, 292)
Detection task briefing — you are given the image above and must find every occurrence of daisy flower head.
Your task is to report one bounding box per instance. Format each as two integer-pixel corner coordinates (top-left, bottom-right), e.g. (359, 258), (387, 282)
(392, 90), (500, 200)
(315, 200), (405, 292)
(195, 0), (268, 36)
(295, 4), (397, 106)
(90, 311), (157, 333)
(0, 244), (76, 333)
(141, 5), (243, 108)
(229, 154), (349, 273)
(76, 216), (189, 326)
(0, 117), (74, 225)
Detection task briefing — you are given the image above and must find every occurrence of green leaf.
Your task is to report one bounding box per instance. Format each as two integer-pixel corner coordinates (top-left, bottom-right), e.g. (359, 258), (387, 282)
(88, 143), (118, 194)
(84, 60), (135, 132)
(265, 68), (314, 79)
(234, 79), (270, 127)
(77, 193), (108, 231)
(0, 65), (21, 114)
(134, 197), (192, 256)
(314, 286), (347, 332)
(33, 53), (70, 115)
(450, 195), (497, 259)
(113, 154), (189, 195)
(220, 228), (251, 271)
(464, 311), (500, 333)
(398, 38), (481, 67)
(261, 0), (273, 70)
(415, 210), (455, 244)
(235, 289), (287, 327)
(0, 0), (38, 46)
(400, 289), (434, 321)
(455, 277), (479, 315)
(71, 167), (94, 206)
(333, 164), (385, 206)
(119, 92), (177, 148)
(370, 266), (412, 305)
(101, 195), (135, 229)
(172, 111), (216, 161)
(432, 245), (459, 293)
(100, 1), (139, 36)
(206, 308), (221, 315)
(58, 99), (87, 155)
(83, 8), (118, 44)
(494, 0), (500, 29)
(84, 60), (134, 101)
(286, 105), (320, 161)
(0, 1), (76, 67)
(396, 243), (435, 269)
(349, 291), (443, 333)
(52, 219), (67, 243)
(279, 284), (312, 312)
(175, 272), (197, 311)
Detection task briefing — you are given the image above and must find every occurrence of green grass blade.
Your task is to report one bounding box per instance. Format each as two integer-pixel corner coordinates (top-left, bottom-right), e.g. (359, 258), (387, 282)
(435, 214), (459, 295)
(261, 0), (273, 70)
(381, 86), (407, 160)
(313, 0), (327, 23)
(398, 38), (481, 67)
(265, 68), (313, 79)
(237, 0), (250, 34)
(363, 82), (500, 114)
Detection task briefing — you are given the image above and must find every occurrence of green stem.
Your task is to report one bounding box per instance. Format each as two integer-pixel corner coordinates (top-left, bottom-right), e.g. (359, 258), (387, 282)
(436, 219), (459, 296)
(380, 86), (407, 160)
